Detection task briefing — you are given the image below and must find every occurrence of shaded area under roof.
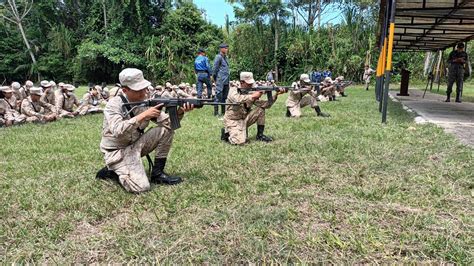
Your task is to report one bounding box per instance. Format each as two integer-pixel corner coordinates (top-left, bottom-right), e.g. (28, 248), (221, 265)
(378, 0), (474, 51)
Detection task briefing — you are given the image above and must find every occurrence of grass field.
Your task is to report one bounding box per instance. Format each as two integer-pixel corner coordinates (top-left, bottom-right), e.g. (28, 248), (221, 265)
(409, 80), (474, 102)
(1, 86), (473, 263)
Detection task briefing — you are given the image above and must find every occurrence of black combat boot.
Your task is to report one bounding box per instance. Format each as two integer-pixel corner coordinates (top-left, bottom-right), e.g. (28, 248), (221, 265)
(214, 105), (219, 116)
(315, 106), (330, 117)
(341, 92), (347, 97)
(151, 158), (182, 185)
(256, 125), (273, 142)
(445, 93), (451, 102)
(96, 166), (119, 181)
(332, 96), (337, 101)
(286, 108), (291, 117)
(455, 93), (462, 103)
(221, 128), (230, 142)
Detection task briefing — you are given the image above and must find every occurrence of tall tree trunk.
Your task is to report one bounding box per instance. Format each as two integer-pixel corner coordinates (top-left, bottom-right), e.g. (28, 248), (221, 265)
(102, 0), (108, 37)
(17, 21), (36, 65)
(274, 12), (279, 82)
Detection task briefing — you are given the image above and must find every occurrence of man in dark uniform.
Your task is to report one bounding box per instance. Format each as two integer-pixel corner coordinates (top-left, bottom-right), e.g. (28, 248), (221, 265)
(212, 43), (230, 116)
(446, 43), (469, 103)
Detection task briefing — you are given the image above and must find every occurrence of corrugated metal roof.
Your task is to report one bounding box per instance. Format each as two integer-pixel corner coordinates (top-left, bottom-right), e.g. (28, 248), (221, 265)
(378, 0), (474, 51)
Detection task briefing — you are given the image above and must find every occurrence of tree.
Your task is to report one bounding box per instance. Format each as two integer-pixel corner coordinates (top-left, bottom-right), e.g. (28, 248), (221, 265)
(1, 0), (37, 79)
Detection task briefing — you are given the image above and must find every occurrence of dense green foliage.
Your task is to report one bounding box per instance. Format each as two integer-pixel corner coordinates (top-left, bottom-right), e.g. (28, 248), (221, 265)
(1, 0), (472, 85)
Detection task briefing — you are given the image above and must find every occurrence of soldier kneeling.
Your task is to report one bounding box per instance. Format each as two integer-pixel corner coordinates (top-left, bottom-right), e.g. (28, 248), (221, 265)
(221, 72), (282, 144)
(97, 68), (193, 193)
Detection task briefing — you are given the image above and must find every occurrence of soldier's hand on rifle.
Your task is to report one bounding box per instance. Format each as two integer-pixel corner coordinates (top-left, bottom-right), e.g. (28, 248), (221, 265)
(137, 104), (163, 121)
(276, 88), (286, 95)
(178, 102), (194, 115)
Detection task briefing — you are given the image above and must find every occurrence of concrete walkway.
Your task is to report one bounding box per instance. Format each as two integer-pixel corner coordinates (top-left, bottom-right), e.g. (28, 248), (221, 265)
(390, 89), (474, 148)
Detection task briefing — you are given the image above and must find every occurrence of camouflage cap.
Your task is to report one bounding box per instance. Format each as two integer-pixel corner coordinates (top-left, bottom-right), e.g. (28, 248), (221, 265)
(30, 87), (43, 96)
(119, 68), (151, 91)
(1, 86), (13, 93)
(40, 80), (52, 88)
(240, 72), (255, 84)
(11, 82), (21, 90)
(299, 74), (311, 83)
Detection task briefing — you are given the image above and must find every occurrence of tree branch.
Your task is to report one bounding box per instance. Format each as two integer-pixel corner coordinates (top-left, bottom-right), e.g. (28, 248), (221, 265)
(21, 0), (34, 21)
(1, 14), (17, 24)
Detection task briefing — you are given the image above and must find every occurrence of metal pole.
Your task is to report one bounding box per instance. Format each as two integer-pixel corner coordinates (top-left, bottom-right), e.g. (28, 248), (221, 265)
(378, 1), (390, 111)
(382, 0), (396, 123)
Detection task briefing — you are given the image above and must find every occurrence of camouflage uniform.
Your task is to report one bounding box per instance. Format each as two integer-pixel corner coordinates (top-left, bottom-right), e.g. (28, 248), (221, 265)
(286, 81), (318, 117)
(223, 86), (265, 145)
(21, 96), (58, 123)
(100, 95), (176, 193)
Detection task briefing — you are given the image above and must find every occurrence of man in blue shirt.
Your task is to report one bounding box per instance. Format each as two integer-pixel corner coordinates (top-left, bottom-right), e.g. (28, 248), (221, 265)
(311, 70), (322, 83)
(194, 48), (213, 99)
(213, 43), (230, 116)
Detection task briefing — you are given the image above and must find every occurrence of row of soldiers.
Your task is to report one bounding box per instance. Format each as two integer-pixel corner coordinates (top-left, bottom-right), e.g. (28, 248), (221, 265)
(96, 68), (354, 193)
(0, 80), (107, 127)
(0, 73), (351, 128)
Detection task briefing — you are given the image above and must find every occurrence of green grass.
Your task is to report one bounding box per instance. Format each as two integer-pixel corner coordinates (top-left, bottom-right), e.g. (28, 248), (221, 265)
(1, 86), (473, 263)
(408, 80), (474, 102)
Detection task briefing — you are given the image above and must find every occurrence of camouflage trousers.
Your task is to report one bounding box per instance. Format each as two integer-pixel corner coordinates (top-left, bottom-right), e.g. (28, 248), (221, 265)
(447, 64), (464, 96)
(9, 112), (27, 125)
(225, 107), (265, 145)
(77, 104), (103, 116)
(288, 95), (318, 118)
(103, 126), (174, 193)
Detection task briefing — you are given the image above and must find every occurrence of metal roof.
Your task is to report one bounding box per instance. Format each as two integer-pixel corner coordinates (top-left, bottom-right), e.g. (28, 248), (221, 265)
(378, 0), (474, 51)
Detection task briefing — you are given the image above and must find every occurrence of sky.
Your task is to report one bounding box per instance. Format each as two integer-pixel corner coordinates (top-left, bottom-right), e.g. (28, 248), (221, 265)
(193, 0), (236, 27)
(193, 0), (343, 27)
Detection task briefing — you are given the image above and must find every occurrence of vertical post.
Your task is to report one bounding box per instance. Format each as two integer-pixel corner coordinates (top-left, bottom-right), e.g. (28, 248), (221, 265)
(382, 0), (396, 123)
(377, 1), (390, 111)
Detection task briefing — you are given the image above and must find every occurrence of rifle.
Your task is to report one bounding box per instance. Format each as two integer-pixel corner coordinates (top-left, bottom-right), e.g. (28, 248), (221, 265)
(238, 85), (294, 105)
(335, 81), (353, 89)
(122, 98), (239, 130)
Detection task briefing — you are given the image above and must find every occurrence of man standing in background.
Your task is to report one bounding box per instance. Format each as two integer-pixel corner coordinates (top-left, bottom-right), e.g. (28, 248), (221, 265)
(213, 43), (230, 117)
(194, 48), (213, 99)
(446, 42), (469, 103)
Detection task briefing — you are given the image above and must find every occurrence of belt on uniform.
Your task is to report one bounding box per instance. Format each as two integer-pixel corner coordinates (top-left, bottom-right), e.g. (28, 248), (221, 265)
(196, 71), (208, 74)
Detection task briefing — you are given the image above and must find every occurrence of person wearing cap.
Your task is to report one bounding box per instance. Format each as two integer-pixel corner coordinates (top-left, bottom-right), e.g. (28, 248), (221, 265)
(0, 86), (27, 126)
(20, 87), (58, 123)
(194, 48), (213, 99)
(97, 68), (194, 193)
(286, 74), (330, 118)
(446, 42), (469, 103)
(176, 83), (192, 98)
(40, 80), (56, 106)
(321, 77), (337, 101)
(161, 82), (173, 98)
(10, 82), (24, 107)
(363, 64), (375, 91)
(55, 84), (81, 118)
(190, 84), (197, 97)
(101, 86), (110, 101)
(79, 86), (104, 115)
(154, 85), (163, 98)
(19, 80), (33, 99)
(4, 84), (21, 112)
(213, 43), (230, 116)
(334, 76), (349, 97)
(221, 72), (281, 144)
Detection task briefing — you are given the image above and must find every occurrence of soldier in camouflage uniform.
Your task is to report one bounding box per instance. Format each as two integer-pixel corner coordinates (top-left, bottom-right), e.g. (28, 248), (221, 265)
(97, 68), (193, 193)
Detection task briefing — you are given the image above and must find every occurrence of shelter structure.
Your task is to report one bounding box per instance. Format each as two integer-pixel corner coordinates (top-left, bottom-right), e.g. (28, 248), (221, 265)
(376, 0), (474, 122)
